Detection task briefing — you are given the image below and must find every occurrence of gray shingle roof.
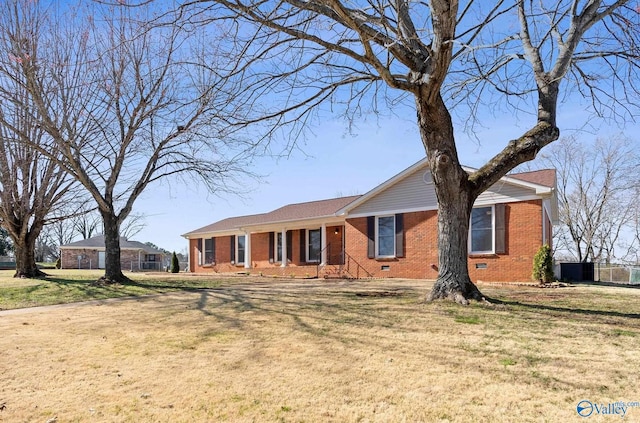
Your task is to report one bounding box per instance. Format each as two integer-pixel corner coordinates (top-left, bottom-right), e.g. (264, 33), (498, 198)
(509, 169), (556, 187)
(60, 235), (164, 254)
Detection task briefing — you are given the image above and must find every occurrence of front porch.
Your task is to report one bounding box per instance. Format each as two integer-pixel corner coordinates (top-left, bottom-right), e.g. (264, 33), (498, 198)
(190, 223), (368, 278)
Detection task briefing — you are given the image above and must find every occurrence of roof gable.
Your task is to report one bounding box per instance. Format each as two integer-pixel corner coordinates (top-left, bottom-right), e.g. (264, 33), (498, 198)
(183, 160), (557, 237)
(339, 158), (556, 216)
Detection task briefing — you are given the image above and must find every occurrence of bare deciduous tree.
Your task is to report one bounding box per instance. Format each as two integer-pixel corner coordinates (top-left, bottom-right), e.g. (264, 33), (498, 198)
(71, 206), (101, 241)
(179, 0), (640, 303)
(120, 213), (147, 240)
(0, 1), (77, 277)
(0, 1), (255, 283)
(535, 135), (639, 264)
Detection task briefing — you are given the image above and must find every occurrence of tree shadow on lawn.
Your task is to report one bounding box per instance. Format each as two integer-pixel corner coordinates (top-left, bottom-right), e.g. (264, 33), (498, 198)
(493, 298), (640, 321)
(44, 275), (222, 294)
(192, 284), (423, 344)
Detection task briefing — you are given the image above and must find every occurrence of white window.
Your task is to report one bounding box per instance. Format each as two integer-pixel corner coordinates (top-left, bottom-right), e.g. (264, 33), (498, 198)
(237, 235), (246, 265)
(275, 232), (283, 262)
(307, 229), (321, 262)
(376, 215), (396, 257)
(470, 206), (494, 254)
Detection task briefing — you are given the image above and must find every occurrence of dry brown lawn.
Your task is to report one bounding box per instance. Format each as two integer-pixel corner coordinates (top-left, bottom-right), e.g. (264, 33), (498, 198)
(2, 278), (640, 422)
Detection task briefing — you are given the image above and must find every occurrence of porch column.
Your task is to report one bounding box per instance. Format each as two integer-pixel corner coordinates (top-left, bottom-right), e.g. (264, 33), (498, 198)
(321, 223), (327, 265)
(244, 232), (252, 269)
(281, 229), (287, 267)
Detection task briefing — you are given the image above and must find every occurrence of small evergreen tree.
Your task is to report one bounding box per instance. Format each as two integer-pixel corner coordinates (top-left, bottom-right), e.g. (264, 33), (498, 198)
(55, 257), (61, 269)
(170, 251), (180, 273)
(532, 244), (554, 284)
(0, 227), (13, 256)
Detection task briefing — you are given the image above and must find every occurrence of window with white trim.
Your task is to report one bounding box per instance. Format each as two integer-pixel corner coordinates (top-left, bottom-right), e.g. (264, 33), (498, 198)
(470, 206), (494, 254)
(307, 229), (321, 262)
(237, 235), (246, 265)
(376, 215), (396, 257)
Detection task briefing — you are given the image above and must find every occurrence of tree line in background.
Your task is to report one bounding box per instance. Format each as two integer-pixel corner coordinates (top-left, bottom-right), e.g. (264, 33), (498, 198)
(0, 0), (254, 279)
(0, 0), (638, 305)
(531, 135), (640, 265)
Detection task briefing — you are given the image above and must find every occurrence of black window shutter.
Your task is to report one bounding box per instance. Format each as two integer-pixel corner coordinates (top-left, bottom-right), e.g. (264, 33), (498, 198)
(495, 204), (506, 254)
(211, 237), (216, 263)
(230, 235), (236, 262)
(286, 230), (292, 261)
(197, 239), (202, 265)
(367, 216), (375, 259)
(299, 229), (306, 262)
(268, 232), (274, 261)
(395, 214), (404, 258)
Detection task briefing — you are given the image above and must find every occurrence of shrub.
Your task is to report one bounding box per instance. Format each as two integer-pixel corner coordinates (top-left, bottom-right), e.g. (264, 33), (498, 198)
(55, 257), (61, 269)
(170, 251), (180, 273)
(532, 244), (554, 284)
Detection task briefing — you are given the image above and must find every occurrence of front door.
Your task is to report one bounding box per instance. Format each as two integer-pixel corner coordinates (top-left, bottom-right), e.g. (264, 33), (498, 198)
(98, 251), (106, 269)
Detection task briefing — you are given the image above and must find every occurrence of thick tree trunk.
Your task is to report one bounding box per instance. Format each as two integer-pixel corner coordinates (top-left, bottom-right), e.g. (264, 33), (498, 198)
(14, 233), (45, 278)
(99, 211), (129, 284)
(415, 91), (486, 304)
(426, 196), (486, 304)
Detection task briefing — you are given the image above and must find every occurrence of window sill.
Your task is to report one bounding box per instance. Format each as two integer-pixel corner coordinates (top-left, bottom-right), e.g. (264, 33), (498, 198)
(375, 257), (398, 261)
(469, 253), (497, 258)
(202, 263), (215, 268)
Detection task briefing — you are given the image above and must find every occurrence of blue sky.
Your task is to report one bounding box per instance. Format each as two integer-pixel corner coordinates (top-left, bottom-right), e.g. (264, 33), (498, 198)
(132, 103), (638, 254)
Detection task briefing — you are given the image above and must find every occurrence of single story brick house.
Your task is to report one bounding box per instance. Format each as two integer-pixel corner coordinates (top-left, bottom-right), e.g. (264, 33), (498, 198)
(182, 159), (557, 282)
(60, 235), (165, 271)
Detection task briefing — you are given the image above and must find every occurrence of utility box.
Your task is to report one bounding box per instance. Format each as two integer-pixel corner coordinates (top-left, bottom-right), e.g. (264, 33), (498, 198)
(560, 262), (595, 282)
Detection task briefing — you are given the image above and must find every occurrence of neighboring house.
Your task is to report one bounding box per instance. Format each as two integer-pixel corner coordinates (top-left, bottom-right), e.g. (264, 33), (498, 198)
(60, 235), (166, 271)
(182, 159), (558, 282)
(0, 256), (15, 270)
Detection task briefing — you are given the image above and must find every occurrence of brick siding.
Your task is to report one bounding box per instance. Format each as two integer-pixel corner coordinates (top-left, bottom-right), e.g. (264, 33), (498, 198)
(188, 202), (542, 283)
(61, 248), (162, 271)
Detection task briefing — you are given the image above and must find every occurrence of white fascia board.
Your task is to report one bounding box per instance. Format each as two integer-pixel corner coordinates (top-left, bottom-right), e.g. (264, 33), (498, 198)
(182, 230), (243, 239)
(240, 216), (346, 233)
(474, 194), (547, 207)
(498, 175), (552, 194)
(464, 165), (553, 194)
(346, 195), (549, 219)
(347, 205), (438, 219)
(544, 193), (560, 224)
(185, 216), (346, 238)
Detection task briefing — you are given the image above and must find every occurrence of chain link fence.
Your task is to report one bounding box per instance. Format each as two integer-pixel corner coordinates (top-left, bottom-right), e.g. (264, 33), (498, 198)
(594, 264), (640, 284)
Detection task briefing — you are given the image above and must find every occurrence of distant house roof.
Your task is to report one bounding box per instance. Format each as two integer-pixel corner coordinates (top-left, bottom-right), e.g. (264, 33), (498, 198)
(60, 235), (164, 254)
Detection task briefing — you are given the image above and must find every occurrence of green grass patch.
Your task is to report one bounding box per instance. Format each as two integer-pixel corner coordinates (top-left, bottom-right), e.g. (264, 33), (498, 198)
(454, 314), (482, 324)
(499, 357), (517, 367)
(612, 328), (637, 337)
